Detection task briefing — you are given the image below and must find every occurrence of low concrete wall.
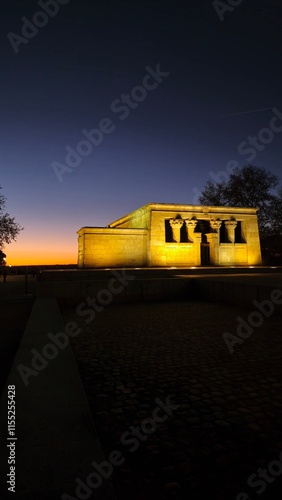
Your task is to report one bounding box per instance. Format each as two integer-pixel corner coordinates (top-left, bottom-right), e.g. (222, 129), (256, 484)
(36, 268), (282, 310)
(194, 278), (282, 314)
(37, 271), (195, 306)
(0, 298), (116, 500)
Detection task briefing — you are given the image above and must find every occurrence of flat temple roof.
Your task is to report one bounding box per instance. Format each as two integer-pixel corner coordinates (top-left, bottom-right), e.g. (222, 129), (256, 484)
(108, 202), (259, 227)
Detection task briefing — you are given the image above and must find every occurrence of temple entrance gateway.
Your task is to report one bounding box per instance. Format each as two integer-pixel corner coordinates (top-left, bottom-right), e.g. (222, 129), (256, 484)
(196, 220), (211, 266)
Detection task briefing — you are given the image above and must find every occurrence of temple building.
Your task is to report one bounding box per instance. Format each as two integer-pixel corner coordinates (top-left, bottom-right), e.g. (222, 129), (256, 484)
(77, 203), (262, 268)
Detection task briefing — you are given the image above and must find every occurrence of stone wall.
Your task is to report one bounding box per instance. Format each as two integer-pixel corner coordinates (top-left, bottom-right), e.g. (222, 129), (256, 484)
(149, 209), (201, 266)
(109, 204), (151, 230)
(147, 205), (262, 267)
(78, 228), (148, 268)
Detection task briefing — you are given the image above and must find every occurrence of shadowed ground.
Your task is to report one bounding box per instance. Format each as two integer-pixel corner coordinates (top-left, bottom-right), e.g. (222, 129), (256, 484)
(0, 298), (34, 396)
(62, 300), (282, 500)
(0, 276), (36, 395)
(0, 274), (36, 298)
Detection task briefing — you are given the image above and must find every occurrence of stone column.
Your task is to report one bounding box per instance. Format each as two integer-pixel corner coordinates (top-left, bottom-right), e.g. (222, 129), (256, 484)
(205, 234), (218, 265)
(193, 233), (202, 266)
(169, 219), (184, 243)
(208, 219), (222, 264)
(225, 220), (237, 243)
(185, 219), (198, 242)
(185, 219), (201, 265)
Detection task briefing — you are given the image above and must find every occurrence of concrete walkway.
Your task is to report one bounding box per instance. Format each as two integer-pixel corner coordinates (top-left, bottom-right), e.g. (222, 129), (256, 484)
(0, 297), (34, 396)
(0, 298), (116, 500)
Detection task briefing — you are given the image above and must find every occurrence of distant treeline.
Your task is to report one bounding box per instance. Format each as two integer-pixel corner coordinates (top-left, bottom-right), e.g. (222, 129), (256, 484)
(7, 264), (77, 275)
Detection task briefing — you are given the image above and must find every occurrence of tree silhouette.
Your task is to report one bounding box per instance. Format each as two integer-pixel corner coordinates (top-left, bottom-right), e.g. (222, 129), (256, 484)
(0, 186), (23, 248)
(199, 165), (282, 263)
(0, 250), (6, 266)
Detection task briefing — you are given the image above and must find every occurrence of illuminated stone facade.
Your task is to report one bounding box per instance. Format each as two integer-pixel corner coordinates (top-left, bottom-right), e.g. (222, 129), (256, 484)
(77, 203), (262, 268)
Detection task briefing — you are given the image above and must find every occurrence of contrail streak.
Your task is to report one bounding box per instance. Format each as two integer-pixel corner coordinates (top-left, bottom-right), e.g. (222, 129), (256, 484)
(213, 107), (273, 119)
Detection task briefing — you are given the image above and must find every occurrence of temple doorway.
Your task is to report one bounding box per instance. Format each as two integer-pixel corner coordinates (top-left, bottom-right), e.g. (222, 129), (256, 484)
(195, 220), (211, 266)
(201, 242), (210, 265)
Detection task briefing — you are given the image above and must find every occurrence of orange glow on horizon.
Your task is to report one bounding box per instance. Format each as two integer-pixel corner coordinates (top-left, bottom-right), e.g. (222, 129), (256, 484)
(5, 247), (77, 266)
(7, 252), (77, 266)
(3, 232), (77, 266)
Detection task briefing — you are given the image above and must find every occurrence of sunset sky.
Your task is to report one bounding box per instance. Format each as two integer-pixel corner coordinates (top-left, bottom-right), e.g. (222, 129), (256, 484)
(1, 0), (282, 265)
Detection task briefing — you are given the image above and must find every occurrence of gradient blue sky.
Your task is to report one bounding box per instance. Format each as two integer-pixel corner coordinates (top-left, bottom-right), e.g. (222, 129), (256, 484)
(1, 0), (282, 264)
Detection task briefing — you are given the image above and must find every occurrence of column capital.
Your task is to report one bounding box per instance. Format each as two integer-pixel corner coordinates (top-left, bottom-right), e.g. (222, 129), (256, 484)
(210, 219), (222, 231)
(169, 218), (184, 228)
(185, 219), (197, 229)
(225, 220), (237, 229)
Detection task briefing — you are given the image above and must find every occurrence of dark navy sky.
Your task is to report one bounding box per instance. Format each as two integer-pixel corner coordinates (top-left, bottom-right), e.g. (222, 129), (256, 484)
(1, 0), (282, 264)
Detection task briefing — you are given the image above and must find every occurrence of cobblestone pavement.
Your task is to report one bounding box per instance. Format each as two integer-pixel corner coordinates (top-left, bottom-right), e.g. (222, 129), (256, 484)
(62, 300), (282, 500)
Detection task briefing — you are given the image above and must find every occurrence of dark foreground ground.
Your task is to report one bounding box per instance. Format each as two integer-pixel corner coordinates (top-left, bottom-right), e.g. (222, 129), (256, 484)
(0, 277), (36, 396)
(0, 298), (34, 396)
(63, 300), (282, 500)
